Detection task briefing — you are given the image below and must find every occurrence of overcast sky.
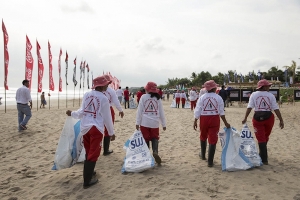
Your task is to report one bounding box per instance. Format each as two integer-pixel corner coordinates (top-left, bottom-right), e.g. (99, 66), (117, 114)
(1, 0), (300, 91)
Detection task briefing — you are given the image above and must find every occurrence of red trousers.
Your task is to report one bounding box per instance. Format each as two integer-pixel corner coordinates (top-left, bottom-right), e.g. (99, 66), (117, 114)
(104, 106), (115, 137)
(83, 126), (103, 162)
(252, 114), (275, 143)
(181, 98), (186, 105)
(140, 126), (159, 142)
(175, 97), (180, 104)
(190, 100), (196, 110)
(199, 115), (220, 145)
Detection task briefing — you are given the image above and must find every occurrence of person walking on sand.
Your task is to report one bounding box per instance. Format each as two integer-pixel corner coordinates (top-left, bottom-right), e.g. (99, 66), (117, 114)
(174, 90), (181, 108)
(40, 92), (46, 108)
(136, 81), (166, 166)
(115, 87), (123, 104)
(66, 75), (115, 189)
(180, 90), (187, 108)
(16, 79), (32, 132)
(193, 80), (230, 167)
(242, 79), (284, 165)
(123, 86), (130, 109)
(189, 87), (197, 111)
(102, 75), (124, 156)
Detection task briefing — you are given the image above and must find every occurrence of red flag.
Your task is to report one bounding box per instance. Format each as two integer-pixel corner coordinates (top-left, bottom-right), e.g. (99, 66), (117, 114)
(58, 48), (62, 92)
(74, 57), (76, 65)
(25, 35), (34, 90)
(36, 40), (44, 93)
(48, 41), (54, 91)
(2, 20), (9, 90)
(65, 51), (68, 85)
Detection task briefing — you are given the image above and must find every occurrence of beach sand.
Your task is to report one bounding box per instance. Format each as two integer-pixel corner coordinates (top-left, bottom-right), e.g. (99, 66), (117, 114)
(0, 99), (300, 200)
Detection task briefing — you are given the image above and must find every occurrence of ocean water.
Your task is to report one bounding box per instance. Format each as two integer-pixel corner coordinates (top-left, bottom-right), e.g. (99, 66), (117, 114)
(0, 87), (87, 106)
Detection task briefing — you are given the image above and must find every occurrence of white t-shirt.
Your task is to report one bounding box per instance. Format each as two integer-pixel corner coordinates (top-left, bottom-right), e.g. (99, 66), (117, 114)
(136, 94), (166, 128)
(16, 85), (32, 104)
(189, 90), (197, 101)
(115, 89), (123, 97)
(199, 88), (207, 98)
(71, 90), (114, 136)
(194, 92), (225, 118)
(103, 86), (123, 112)
(180, 93), (187, 99)
(247, 91), (279, 111)
(174, 93), (181, 98)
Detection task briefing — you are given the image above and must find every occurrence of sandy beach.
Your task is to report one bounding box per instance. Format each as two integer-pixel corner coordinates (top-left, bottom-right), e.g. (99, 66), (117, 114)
(0, 99), (300, 200)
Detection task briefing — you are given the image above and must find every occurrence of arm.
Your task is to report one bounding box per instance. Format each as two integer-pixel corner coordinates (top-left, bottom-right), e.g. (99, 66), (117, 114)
(242, 108), (252, 124)
(220, 115), (230, 128)
(102, 99), (115, 136)
(274, 109), (284, 129)
(158, 100), (166, 130)
(135, 96), (144, 130)
(193, 98), (202, 130)
(67, 94), (86, 119)
(111, 89), (124, 118)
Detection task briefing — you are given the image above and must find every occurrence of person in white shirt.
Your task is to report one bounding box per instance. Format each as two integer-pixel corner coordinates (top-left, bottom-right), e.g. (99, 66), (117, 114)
(66, 75), (115, 189)
(193, 80), (230, 167)
(180, 90), (187, 108)
(174, 90), (181, 108)
(102, 75), (124, 156)
(115, 87), (123, 104)
(242, 79), (284, 165)
(199, 87), (207, 98)
(189, 87), (197, 111)
(15, 80), (32, 131)
(136, 81), (166, 166)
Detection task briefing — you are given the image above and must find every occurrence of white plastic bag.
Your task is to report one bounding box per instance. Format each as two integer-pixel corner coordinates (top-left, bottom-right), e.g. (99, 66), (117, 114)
(219, 127), (253, 171)
(121, 130), (155, 173)
(52, 117), (79, 170)
(240, 124), (262, 167)
(170, 99), (176, 108)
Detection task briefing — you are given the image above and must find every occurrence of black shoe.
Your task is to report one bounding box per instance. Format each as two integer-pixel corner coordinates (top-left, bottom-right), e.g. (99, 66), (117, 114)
(83, 177), (98, 189)
(152, 139), (162, 165)
(103, 150), (113, 156)
(83, 160), (98, 189)
(103, 136), (113, 156)
(207, 144), (216, 167)
(200, 140), (207, 160)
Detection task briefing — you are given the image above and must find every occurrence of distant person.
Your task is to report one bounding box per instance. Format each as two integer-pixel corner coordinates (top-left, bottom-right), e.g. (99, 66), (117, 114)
(218, 85), (227, 110)
(278, 94), (283, 107)
(189, 87), (197, 111)
(194, 80), (230, 167)
(136, 81), (166, 166)
(40, 92), (46, 108)
(16, 80), (32, 132)
(199, 87), (207, 98)
(242, 79), (284, 165)
(166, 91), (170, 101)
(115, 87), (123, 104)
(66, 75), (115, 189)
(102, 75), (124, 156)
(174, 90), (181, 108)
(136, 88), (143, 104)
(0, 96), (2, 104)
(158, 88), (163, 99)
(180, 90), (187, 108)
(123, 87), (130, 109)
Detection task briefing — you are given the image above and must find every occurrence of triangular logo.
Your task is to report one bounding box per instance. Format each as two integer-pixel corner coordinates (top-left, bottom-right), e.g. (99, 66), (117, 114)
(203, 99), (218, 111)
(258, 97), (271, 110)
(145, 100), (157, 112)
(84, 98), (97, 116)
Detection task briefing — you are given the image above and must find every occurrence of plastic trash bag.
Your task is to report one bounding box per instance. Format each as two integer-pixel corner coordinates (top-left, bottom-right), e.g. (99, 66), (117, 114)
(240, 124), (262, 167)
(121, 130), (155, 173)
(219, 127), (253, 171)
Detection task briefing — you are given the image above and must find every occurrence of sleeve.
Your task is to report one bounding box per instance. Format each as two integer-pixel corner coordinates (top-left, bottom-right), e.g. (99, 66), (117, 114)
(158, 100), (166, 127)
(218, 97), (225, 116)
(71, 94), (86, 119)
(135, 96), (144, 125)
(270, 95), (279, 110)
(194, 97), (202, 119)
(102, 98), (115, 136)
(111, 89), (123, 112)
(27, 89), (32, 102)
(247, 93), (255, 108)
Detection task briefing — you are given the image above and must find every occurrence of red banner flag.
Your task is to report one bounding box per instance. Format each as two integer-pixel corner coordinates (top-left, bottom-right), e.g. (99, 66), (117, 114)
(2, 20), (9, 90)
(48, 41), (54, 91)
(58, 48), (62, 92)
(25, 35), (34, 90)
(36, 40), (44, 93)
(65, 51), (68, 85)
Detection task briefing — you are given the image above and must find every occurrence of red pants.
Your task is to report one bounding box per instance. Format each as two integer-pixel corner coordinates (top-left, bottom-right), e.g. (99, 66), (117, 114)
(83, 126), (103, 162)
(199, 115), (220, 145)
(140, 126), (159, 142)
(190, 100), (196, 110)
(175, 97), (180, 105)
(181, 98), (186, 105)
(104, 107), (115, 137)
(252, 114), (275, 143)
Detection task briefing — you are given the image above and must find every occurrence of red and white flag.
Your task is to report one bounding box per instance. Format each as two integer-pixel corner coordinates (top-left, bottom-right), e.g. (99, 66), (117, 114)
(58, 48), (62, 92)
(48, 41), (54, 91)
(86, 64), (90, 89)
(36, 40), (44, 93)
(25, 35), (34, 90)
(2, 20), (9, 90)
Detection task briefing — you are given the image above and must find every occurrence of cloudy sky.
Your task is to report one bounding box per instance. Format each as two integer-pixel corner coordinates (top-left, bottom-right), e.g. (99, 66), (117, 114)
(1, 0), (300, 91)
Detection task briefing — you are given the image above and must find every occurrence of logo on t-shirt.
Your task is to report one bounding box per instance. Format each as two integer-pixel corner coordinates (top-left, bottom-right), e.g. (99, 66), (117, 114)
(203, 99), (218, 111)
(257, 97), (271, 110)
(84, 96), (100, 118)
(144, 99), (158, 115)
